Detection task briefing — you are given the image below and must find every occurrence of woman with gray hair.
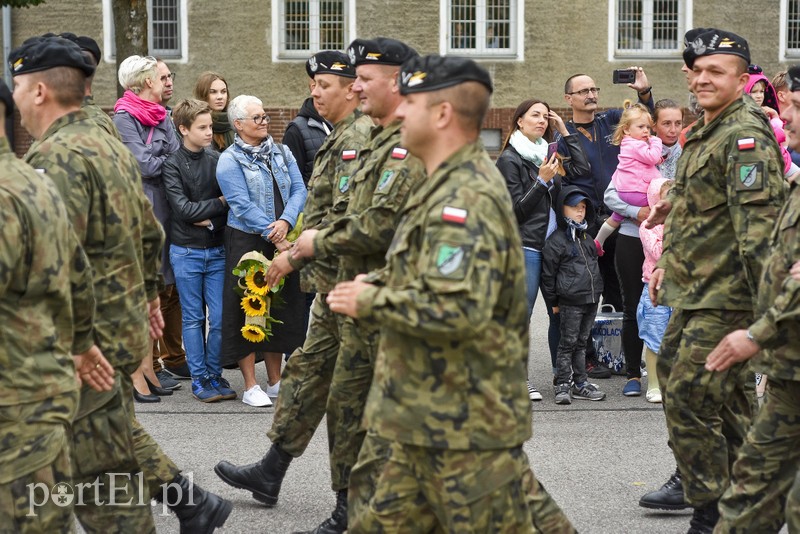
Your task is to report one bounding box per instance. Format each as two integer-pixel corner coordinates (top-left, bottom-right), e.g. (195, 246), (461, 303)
(113, 55), (182, 402)
(217, 94), (307, 407)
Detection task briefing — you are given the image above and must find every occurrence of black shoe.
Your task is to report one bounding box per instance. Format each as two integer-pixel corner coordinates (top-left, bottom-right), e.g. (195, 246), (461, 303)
(586, 361), (612, 379)
(158, 474), (232, 534)
(133, 388), (161, 403)
(214, 443), (293, 506)
(686, 501), (720, 534)
(144, 375), (174, 396)
(164, 362), (192, 379)
(639, 468), (689, 510)
(156, 370), (182, 390)
(293, 490), (347, 534)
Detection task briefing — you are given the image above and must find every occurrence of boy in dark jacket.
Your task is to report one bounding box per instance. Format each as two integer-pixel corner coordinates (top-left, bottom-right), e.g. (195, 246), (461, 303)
(542, 186), (606, 404)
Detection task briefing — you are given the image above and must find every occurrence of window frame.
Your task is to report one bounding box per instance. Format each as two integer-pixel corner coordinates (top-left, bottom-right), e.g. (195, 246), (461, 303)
(438, 0), (525, 61)
(272, 0), (356, 62)
(102, 0), (188, 63)
(608, 0), (693, 61)
(781, 0), (800, 60)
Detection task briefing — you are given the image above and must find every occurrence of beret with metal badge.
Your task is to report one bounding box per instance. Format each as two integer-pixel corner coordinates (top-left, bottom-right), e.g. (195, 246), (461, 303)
(305, 50), (355, 79)
(9, 34), (95, 77)
(683, 28), (750, 70)
(399, 54), (493, 95)
(347, 37), (418, 67)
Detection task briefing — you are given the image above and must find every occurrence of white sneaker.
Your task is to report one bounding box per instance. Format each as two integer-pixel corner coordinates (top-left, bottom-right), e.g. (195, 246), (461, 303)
(646, 388), (662, 404)
(242, 385), (272, 407)
(526, 381), (543, 401)
(265, 380), (280, 398)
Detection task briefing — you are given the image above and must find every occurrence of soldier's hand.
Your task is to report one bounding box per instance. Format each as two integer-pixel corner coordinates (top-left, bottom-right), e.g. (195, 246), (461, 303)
(266, 251), (294, 287)
(291, 229), (319, 261)
(649, 268), (665, 306)
(790, 260), (800, 280)
(645, 199), (672, 228)
(705, 329), (760, 372)
(73, 344), (115, 392)
(148, 297), (165, 340)
(327, 280), (372, 318)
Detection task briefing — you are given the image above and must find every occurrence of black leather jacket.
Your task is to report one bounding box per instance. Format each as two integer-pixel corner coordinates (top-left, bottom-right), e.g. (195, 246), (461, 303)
(162, 146), (228, 248)
(496, 134), (591, 250)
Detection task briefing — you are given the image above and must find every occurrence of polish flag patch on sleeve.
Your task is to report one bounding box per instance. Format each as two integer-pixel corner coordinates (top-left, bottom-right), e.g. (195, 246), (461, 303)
(737, 138), (756, 151)
(391, 147), (408, 159)
(342, 149), (357, 160)
(442, 206), (468, 225)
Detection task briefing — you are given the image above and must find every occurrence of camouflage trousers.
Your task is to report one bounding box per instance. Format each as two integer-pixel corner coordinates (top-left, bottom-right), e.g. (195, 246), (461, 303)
(349, 434), (575, 534)
(0, 397), (75, 534)
(71, 375), (155, 533)
(119, 363), (181, 499)
(715, 378), (800, 533)
(326, 316), (379, 491)
(656, 308), (754, 507)
(786, 468), (800, 532)
(268, 294), (342, 457)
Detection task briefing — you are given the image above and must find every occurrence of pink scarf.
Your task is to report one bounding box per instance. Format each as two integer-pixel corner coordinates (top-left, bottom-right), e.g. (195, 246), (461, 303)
(114, 90), (166, 127)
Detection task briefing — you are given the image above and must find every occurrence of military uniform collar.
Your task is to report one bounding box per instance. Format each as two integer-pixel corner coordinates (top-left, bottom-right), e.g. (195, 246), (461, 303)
(369, 118), (402, 144)
(687, 96), (746, 142)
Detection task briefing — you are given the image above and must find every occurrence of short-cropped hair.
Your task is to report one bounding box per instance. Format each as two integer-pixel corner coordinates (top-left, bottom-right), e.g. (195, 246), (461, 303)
(171, 98), (212, 130)
(118, 55), (158, 94)
(228, 94), (263, 124)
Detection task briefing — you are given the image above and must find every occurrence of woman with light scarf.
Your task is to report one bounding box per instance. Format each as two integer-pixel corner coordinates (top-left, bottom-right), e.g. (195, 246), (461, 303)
(496, 99), (590, 401)
(114, 54), (182, 403)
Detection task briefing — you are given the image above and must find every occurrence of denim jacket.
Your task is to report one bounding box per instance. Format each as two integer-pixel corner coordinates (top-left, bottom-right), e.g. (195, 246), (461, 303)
(216, 140), (307, 238)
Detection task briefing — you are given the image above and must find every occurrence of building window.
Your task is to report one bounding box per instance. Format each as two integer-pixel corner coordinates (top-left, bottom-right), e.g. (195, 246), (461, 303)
(784, 0), (800, 58)
(613, 0), (686, 58)
(276, 0), (353, 59)
(102, 0), (187, 61)
(442, 0), (522, 59)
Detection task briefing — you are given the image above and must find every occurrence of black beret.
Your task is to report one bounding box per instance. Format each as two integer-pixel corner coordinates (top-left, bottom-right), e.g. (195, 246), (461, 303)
(0, 80), (12, 117)
(9, 35), (95, 77)
(787, 65), (800, 92)
(399, 55), (493, 95)
(58, 32), (102, 66)
(347, 37), (418, 67)
(683, 29), (750, 70)
(683, 27), (713, 48)
(305, 51), (355, 79)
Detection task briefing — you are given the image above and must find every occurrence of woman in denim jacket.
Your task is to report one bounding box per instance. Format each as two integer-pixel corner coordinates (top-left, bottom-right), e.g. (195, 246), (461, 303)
(217, 94), (308, 407)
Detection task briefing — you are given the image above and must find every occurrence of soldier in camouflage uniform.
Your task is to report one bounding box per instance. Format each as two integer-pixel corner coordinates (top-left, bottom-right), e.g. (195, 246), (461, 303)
(327, 54), (575, 534)
(10, 35), (231, 533)
(0, 78), (114, 534)
(215, 51), (372, 531)
(647, 29), (786, 534)
(702, 64), (800, 533)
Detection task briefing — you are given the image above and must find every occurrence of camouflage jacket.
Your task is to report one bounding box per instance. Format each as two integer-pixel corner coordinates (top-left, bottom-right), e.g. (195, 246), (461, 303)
(0, 136), (95, 407)
(749, 181), (800, 380)
(82, 95), (121, 140)
(26, 111), (164, 368)
(357, 141), (532, 450)
(289, 110), (373, 293)
(313, 119), (425, 282)
(658, 97), (786, 310)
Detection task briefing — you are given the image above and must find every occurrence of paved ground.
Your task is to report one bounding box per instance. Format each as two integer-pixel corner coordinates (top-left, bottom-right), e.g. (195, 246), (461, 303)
(134, 304), (698, 533)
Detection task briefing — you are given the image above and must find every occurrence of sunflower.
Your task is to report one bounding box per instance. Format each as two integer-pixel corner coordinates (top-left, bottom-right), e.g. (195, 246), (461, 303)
(241, 294), (268, 317)
(241, 324), (266, 343)
(245, 266), (270, 295)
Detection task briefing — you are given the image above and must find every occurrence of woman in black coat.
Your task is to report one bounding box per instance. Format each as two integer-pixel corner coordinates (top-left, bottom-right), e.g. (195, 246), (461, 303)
(496, 99), (590, 399)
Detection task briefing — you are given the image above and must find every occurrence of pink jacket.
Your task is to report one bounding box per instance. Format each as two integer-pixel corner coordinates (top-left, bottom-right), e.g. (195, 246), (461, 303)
(612, 136), (663, 194)
(640, 177), (670, 282)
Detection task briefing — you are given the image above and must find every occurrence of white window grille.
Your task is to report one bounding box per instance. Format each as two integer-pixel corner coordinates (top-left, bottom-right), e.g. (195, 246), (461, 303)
(442, 0), (521, 59)
(784, 0), (800, 57)
(276, 0), (352, 59)
(102, 0), (186, 61)
(613, 0), (686, 58)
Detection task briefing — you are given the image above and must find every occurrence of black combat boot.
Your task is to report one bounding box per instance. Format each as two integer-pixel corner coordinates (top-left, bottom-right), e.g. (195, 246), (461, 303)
(293, 489), (348, 534)
(686, 500), (720, 534)
(214, 443), (293, 506)
(158, 474), (232, 534)
(639, 467), (689, 510)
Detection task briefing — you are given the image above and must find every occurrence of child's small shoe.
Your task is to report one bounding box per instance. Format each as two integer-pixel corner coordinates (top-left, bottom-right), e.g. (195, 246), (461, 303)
(594, 239), (605, 257)
(554, 383), (572, 405)
(572, 381), (606, 401)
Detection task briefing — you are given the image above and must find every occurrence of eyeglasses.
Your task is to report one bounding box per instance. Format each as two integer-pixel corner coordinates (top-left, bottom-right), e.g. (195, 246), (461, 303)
(241, 114), (271, 125)
(567, 87), (601, 97)
(160, 72), (176, 82)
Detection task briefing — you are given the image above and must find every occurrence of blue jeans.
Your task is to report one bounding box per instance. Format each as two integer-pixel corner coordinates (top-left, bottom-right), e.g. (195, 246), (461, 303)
(169, 244), (225, 379)
(524, 248), (559, 370)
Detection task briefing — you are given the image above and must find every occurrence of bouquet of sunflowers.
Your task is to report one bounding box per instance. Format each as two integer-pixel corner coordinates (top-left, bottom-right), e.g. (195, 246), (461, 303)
(232, 214), (303, 343)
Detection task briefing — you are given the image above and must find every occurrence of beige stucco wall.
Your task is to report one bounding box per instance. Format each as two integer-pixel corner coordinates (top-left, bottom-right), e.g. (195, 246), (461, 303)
(0, 0), (792, 113)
